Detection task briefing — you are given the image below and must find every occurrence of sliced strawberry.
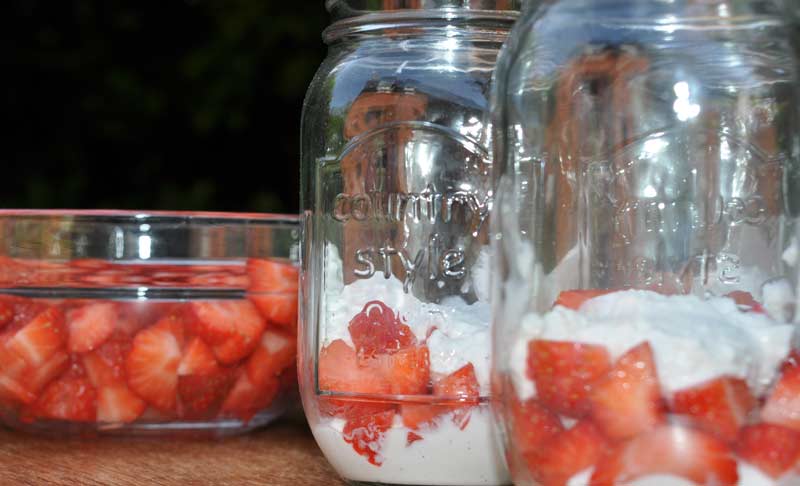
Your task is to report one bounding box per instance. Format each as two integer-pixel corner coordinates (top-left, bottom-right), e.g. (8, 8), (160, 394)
(0, 299), (13, 328)
(553, 289), (614, 310)
(736, 423), (800, 479)
(590, 342), (665, 440)
(178, 337), (220, 377)
(434, 362), (480, 429)
(66, 302), (115, 353)
(82, 332), (131, 388)
(376, 345), (430, 395)
(407, 431), (424, 446)
(763, 364), (800, 432)
(0, 344), (36, 404)
(187, 301), (266, 365)
(672, 376), (756, 442)
(249, 294), (298, 329)
(7, 306), (66, 366)
(125, 317), (183, 411)
(96, 385), (146, 423)
(24, 350), (70, 394)
(178, 369), (236, 420)
(401, 402), (445, 430)
(348, 301), (416, 359)
(511, 398), (564, 454)
(726, 291), (766, 314)
(527, 340), (612, 417)
(589, 425), (739, 485)
(32, 371), (96, 422)
(524, 420), (607, 486)
(220, 370), (279, 422)
(342, 408), (396, 466)
(247, 259), (298, 293)
(318, 339), (390, 395)
(246, 328), (296, 387)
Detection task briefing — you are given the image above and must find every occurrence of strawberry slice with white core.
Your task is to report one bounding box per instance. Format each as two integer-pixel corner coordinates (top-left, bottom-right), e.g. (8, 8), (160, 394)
(247, 259), (298, 293)
(246, 328), (296, 387)
(32, 370), (97, 422)
(220, 370), (279, 423)
(737, 423), (800, 479)
(589, 425), (739, 485)
(188, 301), (266, 365)
(318, 339), (390, 395)
(7, 307), (66, 366)
(96, 386), (146, 424)
(511, 398), (564, 454)
(66, 302), (116, 353)
(672, 376), (756, 442)
(125, 317), (183, 411)
(589, 342), (665, 440)
(524, 420), (608, 486)
(763, 362), (800, 432)
(178, 337), (220, 377)
(25, 350), (70, 394)
(249, 294), (298, 330)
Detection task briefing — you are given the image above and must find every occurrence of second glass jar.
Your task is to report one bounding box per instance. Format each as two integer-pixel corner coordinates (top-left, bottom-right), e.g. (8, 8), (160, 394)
(299, 1), (519, 484)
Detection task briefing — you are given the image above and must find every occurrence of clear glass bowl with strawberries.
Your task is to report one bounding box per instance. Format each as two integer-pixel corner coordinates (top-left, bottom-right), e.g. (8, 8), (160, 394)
(0, 210), (299, 437)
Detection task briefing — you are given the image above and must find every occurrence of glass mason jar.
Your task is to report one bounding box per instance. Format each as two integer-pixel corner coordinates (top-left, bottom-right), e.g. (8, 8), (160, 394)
(492, 0), (800, 485)
(299, 1), (518, 484)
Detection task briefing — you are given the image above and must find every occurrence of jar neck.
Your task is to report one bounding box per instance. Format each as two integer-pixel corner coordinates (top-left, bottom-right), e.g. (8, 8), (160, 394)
(537, 0), (783, 15)
(323, 8), (519, 44)
(327, 0), (521, 19)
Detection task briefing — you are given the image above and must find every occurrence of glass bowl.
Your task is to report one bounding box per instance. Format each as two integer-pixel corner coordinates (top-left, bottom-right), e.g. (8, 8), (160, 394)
(0, 210), (299, 437)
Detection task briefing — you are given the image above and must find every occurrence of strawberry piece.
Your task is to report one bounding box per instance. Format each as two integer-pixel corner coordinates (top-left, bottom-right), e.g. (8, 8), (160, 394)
(318, 339), (390, 395)
(401, 402), (444, 430)
(511, 398), (564, 454)
(82, 333), (131, 388)
(589, 425), (739, 485)
(406, 431), (424, 446)
(220, 370), (279, 422)
(524, 420), (608, 486)
(553, 289), (614, 310)
(0, 299), (13, 328)
(737, 423), (800, 478)
(763, 364), (800, 432)
(249, 294), (298, 329)
(125, 317), (183, 411)
(0, 344), (36, 404)
(434, 363), (480, 429)
(590, 342), (665, 440)
(97, 385), (146, 423)
(348, 301), (416, 359)
(377, 345), (430, 395)
(24, 350), (70, 394)
(178, 369), (236, 420)
(247, 259), (298, 293)
(7, 306), (66, 367)
(726, 291), (766, 314)
(32, 371), (97, 422)
(246, 328), (296, 387)
(66, 302), (115, 353)
(672, 376), (756, 442)
(527, 340), (612, 417)
(342, 408), (396, 466)
(178, 337), (220, 377)
(187, 301), (266, 365)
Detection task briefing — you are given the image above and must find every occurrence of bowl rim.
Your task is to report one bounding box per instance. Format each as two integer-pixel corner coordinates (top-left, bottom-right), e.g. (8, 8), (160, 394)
(0, 209), (299, 224)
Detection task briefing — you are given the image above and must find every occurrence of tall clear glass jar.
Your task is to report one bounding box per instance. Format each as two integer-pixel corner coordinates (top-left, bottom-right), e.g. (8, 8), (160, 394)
(299, 1), (518, 484)
(492, 0), (800, 484)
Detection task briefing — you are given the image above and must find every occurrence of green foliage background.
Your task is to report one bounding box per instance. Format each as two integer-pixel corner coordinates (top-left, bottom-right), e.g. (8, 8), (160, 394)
(6, 1), (329, 213)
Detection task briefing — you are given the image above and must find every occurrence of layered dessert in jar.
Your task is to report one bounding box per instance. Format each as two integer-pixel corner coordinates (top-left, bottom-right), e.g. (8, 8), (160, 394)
(505, 282), (800, 486)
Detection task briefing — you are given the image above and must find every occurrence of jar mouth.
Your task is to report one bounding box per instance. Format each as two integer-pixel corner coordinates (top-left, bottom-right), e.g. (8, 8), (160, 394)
(323, 8), (519, 43)
(326, 0), (521, 19)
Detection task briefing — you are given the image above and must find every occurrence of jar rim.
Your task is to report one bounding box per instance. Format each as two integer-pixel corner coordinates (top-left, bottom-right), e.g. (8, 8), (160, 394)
(326, 0), (521, 18)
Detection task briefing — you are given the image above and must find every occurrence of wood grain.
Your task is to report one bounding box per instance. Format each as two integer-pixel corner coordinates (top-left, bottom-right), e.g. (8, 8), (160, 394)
(0, 418), (345, 485)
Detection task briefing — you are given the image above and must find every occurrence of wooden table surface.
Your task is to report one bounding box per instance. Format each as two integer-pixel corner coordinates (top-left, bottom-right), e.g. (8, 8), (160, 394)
(0, 417), (345, 485)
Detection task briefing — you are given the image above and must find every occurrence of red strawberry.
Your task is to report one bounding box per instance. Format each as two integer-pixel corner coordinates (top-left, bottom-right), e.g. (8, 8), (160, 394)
(553, 290), (614, 310)
(187, 301), (266, 365)
(342, 408), (396, 466)
(178, 369), (236, 420)
(726, 291), (766, 314)
(125, 317), (183, 411)
(524, 420), (608, 486)
(247, 259), (298, 293)
(589, 425), (739, 485)
(0, 299), (13, 328)
(249, 294), (298, 329)
(24, 350), (70, 394)
(511, 398), (564, 453)
(220, 370), (279, 422)
(434, 363), (480, 429)
(527, 340), (612, 417)
(32, 371), (97, 422)
(737, 423), (800, 478)
(178, 337), (220, 377)
(96, 385), (146, 423)
(401, 402), (445, 430)
(377, 345), (430, 395)
(318, 339), (390, 395)
(82, 333), (131, 388)
(7, 306), (66, 367)
(0, 344), (36, 404)
(246, 328), (296, 387)
(672, 376), (756, 442)
(590, 342), (665, 440)
(66, 302), (115, 353)
(763, 364), (800, 432)
(348, 301), (416, 359)
(407, 431), (424, 446)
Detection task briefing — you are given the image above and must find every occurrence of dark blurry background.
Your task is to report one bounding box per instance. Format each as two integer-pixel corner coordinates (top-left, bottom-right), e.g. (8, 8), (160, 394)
(6, 1), (329, 213)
